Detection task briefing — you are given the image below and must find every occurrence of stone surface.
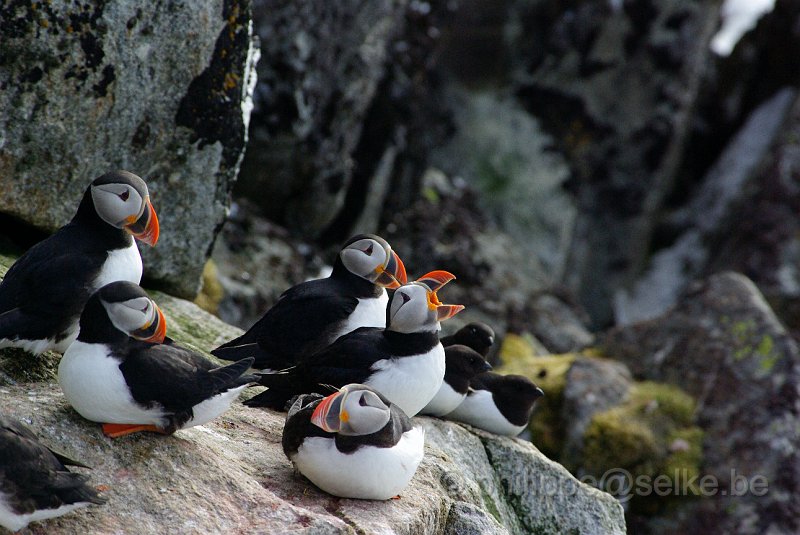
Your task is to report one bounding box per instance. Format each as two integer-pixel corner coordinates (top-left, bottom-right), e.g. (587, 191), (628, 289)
(0, 0), (259, 298)
(0, 254), (626, 535)
(615, 88), (798, 324)
(508, 0), (722, 326)
(238, 0), (409, 238)
(604, 272), (800, 534)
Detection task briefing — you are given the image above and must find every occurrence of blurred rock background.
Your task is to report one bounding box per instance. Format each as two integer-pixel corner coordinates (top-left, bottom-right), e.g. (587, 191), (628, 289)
(3, 0), (800, 533)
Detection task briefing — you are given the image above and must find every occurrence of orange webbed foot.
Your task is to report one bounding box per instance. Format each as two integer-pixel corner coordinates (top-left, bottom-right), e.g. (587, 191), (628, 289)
(102, 423), (167, 438)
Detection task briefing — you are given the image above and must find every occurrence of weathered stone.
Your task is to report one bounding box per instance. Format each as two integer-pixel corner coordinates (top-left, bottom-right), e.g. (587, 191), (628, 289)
(238, 0), (408, 238)
(0, 0), (259, 298)
(615, 88), (798, 324)
(604, 272), (800, 534)
(508, 0), (722, 326)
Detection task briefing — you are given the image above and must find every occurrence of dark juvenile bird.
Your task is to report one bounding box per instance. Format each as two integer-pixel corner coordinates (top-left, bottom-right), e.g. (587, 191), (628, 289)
(445, 372), (544, 436)
(441, 322), (495, 358)
(282, 384), (424, 500)
(0, 416), (105, 532)
(212, 234), (407, 370)
(0, 170), (159, 355)
(58, 282), (256, 438)
(419, 344), (492, 417)
(245, 271), (464, 417)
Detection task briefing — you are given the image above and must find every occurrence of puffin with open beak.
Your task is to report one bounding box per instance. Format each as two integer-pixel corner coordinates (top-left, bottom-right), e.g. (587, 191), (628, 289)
(246, 271), (464, 417)
(212, 234), (408, 371)
(0, 170), (159, 355)
(0, 415), (106, 532)
(282, 384), (425, 500)
(58, 282), (256, 438)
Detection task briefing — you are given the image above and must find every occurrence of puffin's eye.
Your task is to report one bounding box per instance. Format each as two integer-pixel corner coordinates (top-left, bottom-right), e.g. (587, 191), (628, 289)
(359, 394), (368, 406)
(400, 292), (411, 303)
(119, 190), (130, 201)
(363, 243), (374, 255)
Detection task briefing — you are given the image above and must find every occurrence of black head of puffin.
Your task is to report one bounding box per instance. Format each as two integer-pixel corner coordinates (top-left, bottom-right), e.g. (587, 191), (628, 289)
(311, 384), (391, 436)
(90, 170), (159, 246)
(388, 271), (464, 333)
(95, 281), (167, 343)
(338, 234), (407, 289)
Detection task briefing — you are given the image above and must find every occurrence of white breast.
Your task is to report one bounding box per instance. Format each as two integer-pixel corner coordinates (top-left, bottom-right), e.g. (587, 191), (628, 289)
(182, 385), (249, 429)
(94, 242), (143, 289)
(0, 491), (90, 532)
(58, 341), (166, 427)
(336, 291), (388, 337)
(367, 343), (445, 417)
(419, 381), (466, 417)
(291, 426), (425, 500)
(445, 389), (526, 436)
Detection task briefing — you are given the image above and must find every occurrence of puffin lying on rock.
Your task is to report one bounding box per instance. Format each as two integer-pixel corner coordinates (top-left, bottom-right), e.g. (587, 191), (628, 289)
(0, 416), (105, 532)
(0, 170), (159, 355)
(245, 271), (464, 417)
(282, 384), (424, 500)
(419, 344), (492, 417)
(58, 282), (256, 438)
(212, 234), (407, 370)
(445, 372), (544, 436)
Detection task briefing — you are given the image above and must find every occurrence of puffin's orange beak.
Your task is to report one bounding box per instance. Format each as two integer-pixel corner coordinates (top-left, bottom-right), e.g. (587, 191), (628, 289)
(132, 304), (167, 344)
(125, 196), (159, 246)
(375, 251), (407, 289)
(310, 390), (346, 433)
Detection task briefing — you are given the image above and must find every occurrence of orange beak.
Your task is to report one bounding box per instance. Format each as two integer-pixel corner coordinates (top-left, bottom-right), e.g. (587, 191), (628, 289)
(131, 304), (167, 343)
(375, 251), (408, 289)
(310, 390), (346, 433)
(125, 197), (159, 246)
(437, 304), (465, 321)
(417, 270), (463, 321)
(416, 270), (456, 292)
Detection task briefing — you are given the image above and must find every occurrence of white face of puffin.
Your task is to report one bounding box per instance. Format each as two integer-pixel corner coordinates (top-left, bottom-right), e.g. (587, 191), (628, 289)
(311, 385), (392, 436)
(339, 237), (406, 288)
(91, 179), (159, 246)
(388, 271), (465, 334)
(102, 296), (167, 343)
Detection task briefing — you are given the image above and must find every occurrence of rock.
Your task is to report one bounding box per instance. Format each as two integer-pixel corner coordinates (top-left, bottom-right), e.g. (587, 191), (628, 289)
(238, 0), (408, 238)
(561, 357), (632, 470)
(0, 253), (626, 534)
(604, 272), (800, 534)
(615, 88), (799, 324)
(508, 0), (722, 326)
(517, 293), (595, 354)
(0, 0), (259, 298)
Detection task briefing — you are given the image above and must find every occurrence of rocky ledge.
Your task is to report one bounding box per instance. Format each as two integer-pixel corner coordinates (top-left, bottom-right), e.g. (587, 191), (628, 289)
(0, 261), (625, 534)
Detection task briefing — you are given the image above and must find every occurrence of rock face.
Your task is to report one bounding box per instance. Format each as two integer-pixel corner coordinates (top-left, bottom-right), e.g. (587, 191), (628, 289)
(0, 255), (626, 534)
(0, 0), (259, 298)
(605, 272), (800, 534)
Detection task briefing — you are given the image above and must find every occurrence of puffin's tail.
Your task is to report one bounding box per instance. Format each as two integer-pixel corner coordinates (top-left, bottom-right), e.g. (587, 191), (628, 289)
(242, 369), (297, 410)
(54, 471), (108, 506)
(206, 357), (258, 392)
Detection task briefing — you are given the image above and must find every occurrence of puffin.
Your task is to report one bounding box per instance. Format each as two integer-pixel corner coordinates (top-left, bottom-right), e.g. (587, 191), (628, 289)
(419, 344), (493, 417)
(245, 271), (464, 417)
(441, 322), (495, 358)
(282, 384), (425, 500)
(58, 281), (256, 438)
(0, 415), (105, 532)
(0, 170), (159, 355)
(444, 372), (544, 436)
(212, 234), (407, 370)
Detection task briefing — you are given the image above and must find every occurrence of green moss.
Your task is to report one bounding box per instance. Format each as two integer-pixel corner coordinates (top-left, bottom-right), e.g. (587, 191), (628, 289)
(0, 348), (60, 384)
(583, 408), (659, 476)
(630, 381), (695, 427)
(194, 259), (224, 315)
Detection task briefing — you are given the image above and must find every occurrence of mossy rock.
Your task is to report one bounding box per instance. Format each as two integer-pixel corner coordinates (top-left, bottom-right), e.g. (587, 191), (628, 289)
(194, 259), (225, 315)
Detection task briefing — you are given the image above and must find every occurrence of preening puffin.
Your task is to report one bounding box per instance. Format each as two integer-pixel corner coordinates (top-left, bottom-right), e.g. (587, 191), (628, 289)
(0, 170), (159, 354)
(282, 384), (424, 500)
(212, 234), (407, 370)
(58, 282), (256, 438)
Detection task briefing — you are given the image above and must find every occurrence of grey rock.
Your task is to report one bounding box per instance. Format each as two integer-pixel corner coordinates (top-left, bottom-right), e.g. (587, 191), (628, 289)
(0, 0), (259, 298)
(527, 293), (595, 353)
(604, 272), (800, 534)
(507, 0), (722, 325)
(561, 357), (632, 470)
(615, 88), (798, 324)
(238, 0), (408, 238)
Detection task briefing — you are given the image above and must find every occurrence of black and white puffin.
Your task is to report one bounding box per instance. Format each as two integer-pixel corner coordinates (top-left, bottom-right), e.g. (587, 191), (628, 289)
(212, 234), (407, 370)
(444, 372), (544, 436)
(245, 271), (464, 417)
(0, 170), (159, 355)
(282, 384), (425, 500)
(441, 322), (495, 358)
(58, 282), (256, 438)
(419, 344), (492, 417)
(0, 415), (105, 532)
